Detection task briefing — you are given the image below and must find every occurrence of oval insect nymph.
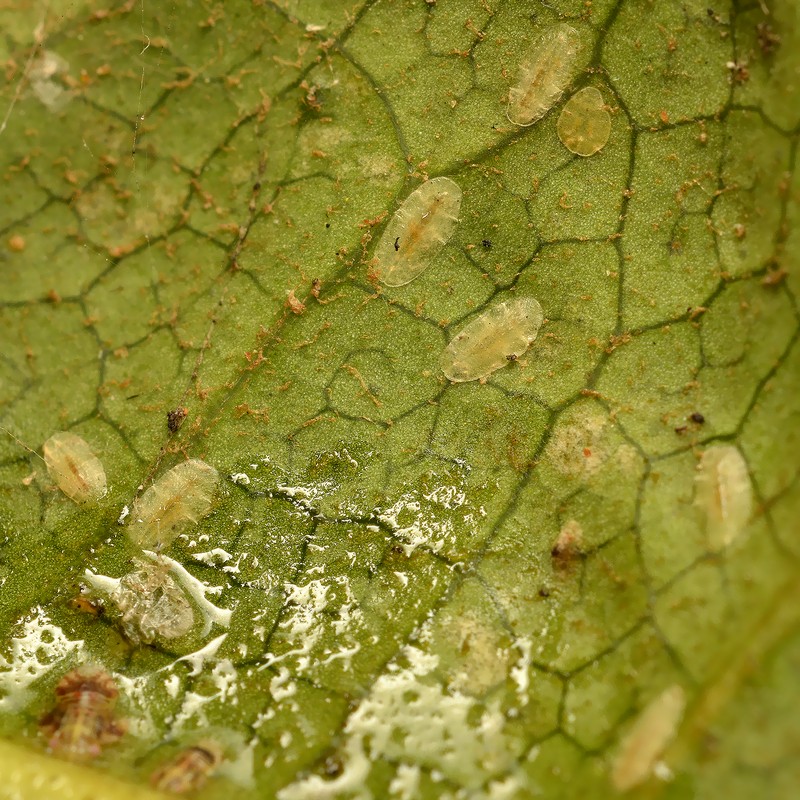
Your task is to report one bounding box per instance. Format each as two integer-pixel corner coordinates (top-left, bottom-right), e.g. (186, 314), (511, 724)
(440, 296), (544, 383)
(150, 740), (223, 794)
(43, 431), (107, 504)
(695, 444), (752, 550)
(557, 86), (612, 156)
(40, 667), (126, 762)
(128, 458), (219, 549)
(611, 685), (686, 791)
(374, 177), (462, 287)
(507, 24), (581, 127)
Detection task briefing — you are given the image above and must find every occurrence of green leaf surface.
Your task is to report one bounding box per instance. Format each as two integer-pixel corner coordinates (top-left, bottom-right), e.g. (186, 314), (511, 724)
(1, 1), (798, 798)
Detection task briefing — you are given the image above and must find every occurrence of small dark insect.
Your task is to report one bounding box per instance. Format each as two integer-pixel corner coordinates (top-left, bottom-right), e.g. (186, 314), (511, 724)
(690, 412), (705, 424)
(394, 236), (400, 252)
(253, 181), (261, 192)
(538, 587), (551, 598)
(325, 222), (331, 229)
(481, 239), (492, 249)
(167, 407), (188, 433)
(506, 353), (518, 361)
(69, 590), (104, 617)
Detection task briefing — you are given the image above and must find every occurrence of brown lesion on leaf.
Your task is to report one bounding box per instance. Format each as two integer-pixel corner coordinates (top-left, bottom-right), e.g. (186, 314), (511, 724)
(726, 60), (750, 84)
(293, 321), (332, 350)
(341, 364), (383, 408)
(234, 403), (270, 423)
(464, 18), (486, 42)
(198, 6), (224, 29)
(756, 22), (781, 56)
(242, 348), (267, 369)
(162, 66), (198, 91)
(285, 289), (306, 314)
(606, 332), (632, 353)
(358, 211), (388, 230)
(762, 267), (788, 287)
(688, 306), (707, 322)
(506, 430), (534, 473)
(300, 80), (322, 112)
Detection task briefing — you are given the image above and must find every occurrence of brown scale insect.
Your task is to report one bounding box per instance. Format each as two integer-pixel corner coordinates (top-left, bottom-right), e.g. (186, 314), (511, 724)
(40, 667), (126, 762)
(167, 406), (189, 433)
(150, 740), (223, 794)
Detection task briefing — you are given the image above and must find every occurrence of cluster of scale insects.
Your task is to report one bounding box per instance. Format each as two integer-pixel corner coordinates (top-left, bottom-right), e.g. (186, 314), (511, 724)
(370, 23), (614, 382)
(21, 428), (225, 794)
(8, 19), (755, 794)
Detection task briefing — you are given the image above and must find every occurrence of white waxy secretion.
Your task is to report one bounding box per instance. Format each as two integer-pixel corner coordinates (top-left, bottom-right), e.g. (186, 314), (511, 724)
(43, 431), (107, 504)
(610, 685), (686, 792)
(440, 296), (544, 383)
(128, 458), (219, 548)
(507, 24), (581, 127)
(557, 86), (612, 156)
(695, 444), (752, 550)
(374, 177), (462, 287)
(113, 558), (194, 643)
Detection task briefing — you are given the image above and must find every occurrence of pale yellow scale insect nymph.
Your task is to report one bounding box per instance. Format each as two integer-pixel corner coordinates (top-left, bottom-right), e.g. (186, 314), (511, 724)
(43, 431), (107, 504)
(507, 24), (581, 127)
(557, 86), (612, 157)
(127, 458), (219, 549)
(374, 177), (463, 287)
(440, 296), (544, 383)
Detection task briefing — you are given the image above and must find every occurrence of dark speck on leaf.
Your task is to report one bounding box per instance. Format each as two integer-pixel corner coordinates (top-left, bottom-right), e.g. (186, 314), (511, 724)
(506, 353), (517, 361)
(394, 237), (400, 252)
(481, 239), (492, 249)
(691, 412), (705, 424)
